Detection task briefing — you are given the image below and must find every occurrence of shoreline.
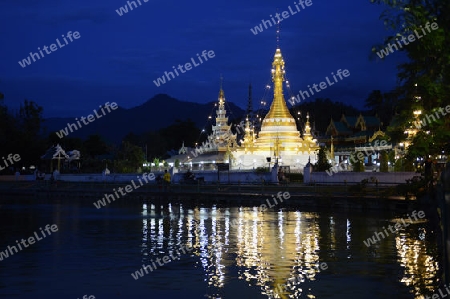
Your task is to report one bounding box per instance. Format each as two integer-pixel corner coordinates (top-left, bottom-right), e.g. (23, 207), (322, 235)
(0, 180), (423, 213)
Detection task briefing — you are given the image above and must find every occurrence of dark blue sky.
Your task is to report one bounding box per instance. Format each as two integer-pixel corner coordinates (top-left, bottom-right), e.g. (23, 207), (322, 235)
(0, 0), (404, 118)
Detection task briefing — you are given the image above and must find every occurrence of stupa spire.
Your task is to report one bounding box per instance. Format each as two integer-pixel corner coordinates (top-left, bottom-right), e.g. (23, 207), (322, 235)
(265, 22), (292, 120)
(230, 29), (319, 171)
(205, 80), (237, 152)
(264, 48), (293, 119)
(276, 16), (281, 49)
(218, 74), (224, 101)
(303, 113), (313, 141)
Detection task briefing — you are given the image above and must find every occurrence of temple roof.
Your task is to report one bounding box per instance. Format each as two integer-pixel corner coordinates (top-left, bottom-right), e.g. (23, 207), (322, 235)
(40, 144), (69, 160)
(326, 119), (352, 136)
(364, 116), (381, 127)
(340, 115), (358, 127)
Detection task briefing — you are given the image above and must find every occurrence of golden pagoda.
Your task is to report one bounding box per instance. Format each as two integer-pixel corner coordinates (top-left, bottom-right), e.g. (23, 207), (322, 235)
(233, 46), (319, 171)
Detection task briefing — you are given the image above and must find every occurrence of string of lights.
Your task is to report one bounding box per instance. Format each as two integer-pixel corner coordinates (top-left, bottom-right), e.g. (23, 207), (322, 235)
(284, 73), (306, 135)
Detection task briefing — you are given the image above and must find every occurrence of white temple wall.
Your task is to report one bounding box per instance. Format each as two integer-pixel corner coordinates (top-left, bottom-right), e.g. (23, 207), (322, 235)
(233, 151), (317, 172)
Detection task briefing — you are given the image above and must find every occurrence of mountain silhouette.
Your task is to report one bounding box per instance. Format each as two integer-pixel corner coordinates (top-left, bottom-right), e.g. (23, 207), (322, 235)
(44, 94), (246, 143)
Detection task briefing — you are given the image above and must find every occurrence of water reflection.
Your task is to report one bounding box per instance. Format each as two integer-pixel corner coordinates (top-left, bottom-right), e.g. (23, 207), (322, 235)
(396, 230), (439, 298)
(139, 203), (439, 298)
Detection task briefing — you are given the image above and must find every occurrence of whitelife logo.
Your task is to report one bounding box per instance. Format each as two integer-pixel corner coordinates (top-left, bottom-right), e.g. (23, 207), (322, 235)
(131, 243), (194, 280)
(376, 22), (438, 59)
(413, 105), (450, 129)
(198, 192), (291, 222)
(190, 138), (219, 158)
(153, 50), (215, 87)
(18, 31), (81, 68)
(424, 284), (450, 299)
(190, 119), (247, 156)
(0, 224), (58, 262)
(55, 102), (118, 139)
(115, 0), (149, 16)
(363, 210), (425, 247)
(190, 191), (291, 229)
(288, 69), (350, 106)
(0, 154), (21, 172)
(250, 0), (313, 35)
(93, 172), (156, 209)
(325, 140), (390, 176)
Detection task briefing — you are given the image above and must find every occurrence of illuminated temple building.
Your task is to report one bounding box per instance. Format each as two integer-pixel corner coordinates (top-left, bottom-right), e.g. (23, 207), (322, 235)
(232, 47), (319, 170)
(168, 45), (319, 171)
(167, 87), (239, 169)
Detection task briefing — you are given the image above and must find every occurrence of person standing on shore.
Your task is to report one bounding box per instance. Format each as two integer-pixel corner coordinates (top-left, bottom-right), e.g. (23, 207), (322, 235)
(163, 170), (171, 192)
(15, 169), (20, 181)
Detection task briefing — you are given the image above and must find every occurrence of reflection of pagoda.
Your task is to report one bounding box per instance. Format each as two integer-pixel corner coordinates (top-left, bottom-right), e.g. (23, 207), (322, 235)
(233, 47), (319, 170)
(139, 203), (438, 299)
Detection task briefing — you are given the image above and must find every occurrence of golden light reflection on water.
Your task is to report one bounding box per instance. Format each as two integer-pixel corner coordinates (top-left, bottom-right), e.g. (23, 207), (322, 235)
(396, 229), (439, 298)
(140, 203), (439, 299)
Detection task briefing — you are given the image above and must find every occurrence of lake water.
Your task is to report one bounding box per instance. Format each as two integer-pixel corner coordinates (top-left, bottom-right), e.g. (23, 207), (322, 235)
(0, 195), (441, 298)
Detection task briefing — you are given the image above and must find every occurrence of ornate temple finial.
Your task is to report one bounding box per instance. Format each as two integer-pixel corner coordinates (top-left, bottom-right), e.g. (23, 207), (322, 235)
(218, 75), (225, 100)
(303, 112), (313, 141)
(178, 141), (187, 154)
(247, 83), (253, 117)
(264, 36), (292, 120)
(276, 14), (281, 49)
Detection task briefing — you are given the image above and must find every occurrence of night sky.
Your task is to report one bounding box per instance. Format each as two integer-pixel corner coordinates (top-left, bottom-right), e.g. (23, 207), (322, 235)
(1, 0), (405, 118)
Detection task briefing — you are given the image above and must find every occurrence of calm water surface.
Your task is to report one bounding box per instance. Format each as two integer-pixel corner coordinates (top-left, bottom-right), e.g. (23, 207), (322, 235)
(0, 195), (441, 298)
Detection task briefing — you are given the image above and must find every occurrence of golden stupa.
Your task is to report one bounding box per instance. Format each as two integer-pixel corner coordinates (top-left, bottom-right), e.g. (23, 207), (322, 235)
(232, 46), (319, 171)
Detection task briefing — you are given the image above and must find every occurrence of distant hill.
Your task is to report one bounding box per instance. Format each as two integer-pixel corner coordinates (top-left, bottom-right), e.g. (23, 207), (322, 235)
(44, 94), (246, 143)
(44, 95), (366, 144)
(293, 98), (362, 134)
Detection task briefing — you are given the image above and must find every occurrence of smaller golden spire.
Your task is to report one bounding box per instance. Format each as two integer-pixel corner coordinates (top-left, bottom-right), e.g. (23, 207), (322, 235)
(304, 113), (312, 138)
(218, 75), (225, 105)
